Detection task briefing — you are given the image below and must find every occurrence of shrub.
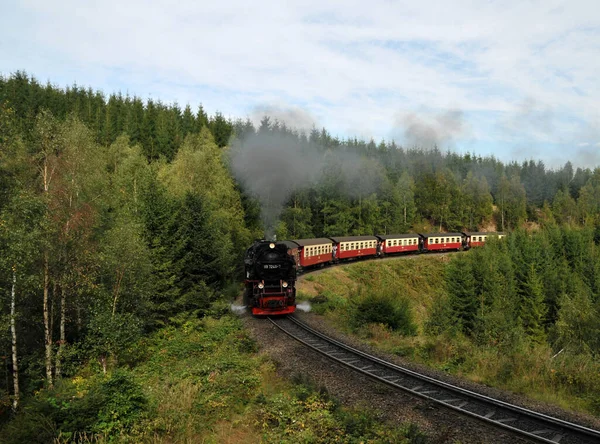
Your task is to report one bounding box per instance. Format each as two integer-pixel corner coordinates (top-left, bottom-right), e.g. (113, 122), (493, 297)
(350, 288), (417, 335)
(0, 370), (148, 443)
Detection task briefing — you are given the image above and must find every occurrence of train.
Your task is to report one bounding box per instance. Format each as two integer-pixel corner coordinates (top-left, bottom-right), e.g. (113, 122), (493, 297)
(243, 231), (505, 316)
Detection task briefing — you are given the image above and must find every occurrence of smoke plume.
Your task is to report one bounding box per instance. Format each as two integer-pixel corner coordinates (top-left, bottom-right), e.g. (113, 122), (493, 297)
(397, 109), (468, 148)
(229, 131), (321, 237)
(229, 129), (386, 237)
(250, 104), (320, 134)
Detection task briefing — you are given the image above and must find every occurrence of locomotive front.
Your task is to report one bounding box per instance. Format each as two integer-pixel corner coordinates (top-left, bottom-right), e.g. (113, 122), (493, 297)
(244, 241), (297, 315)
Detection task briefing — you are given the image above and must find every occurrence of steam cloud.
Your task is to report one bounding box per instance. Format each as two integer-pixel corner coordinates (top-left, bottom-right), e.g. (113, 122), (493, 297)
(229, 128), (385, 238)
(229, 131), (322, 237)
(397, 109), (468, 148)
(250, 104), (320, 134)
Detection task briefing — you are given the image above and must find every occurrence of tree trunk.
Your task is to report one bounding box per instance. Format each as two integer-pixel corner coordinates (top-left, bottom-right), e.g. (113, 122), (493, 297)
(501, 195), (505, 231)
(43, 252), (53, 388)
(55, 286), (66, 379)
(10, 268), (19, 411)
(112, 268), (125, 318)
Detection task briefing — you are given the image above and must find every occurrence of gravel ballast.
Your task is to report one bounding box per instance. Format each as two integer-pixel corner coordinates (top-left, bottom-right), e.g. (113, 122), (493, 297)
(243, 311), (533, 443)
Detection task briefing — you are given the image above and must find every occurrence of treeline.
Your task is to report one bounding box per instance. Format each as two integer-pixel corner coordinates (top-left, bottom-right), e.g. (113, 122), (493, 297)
(4, 72), (600, 237)
(235, 118), (595, 239)
(0, 102), (252, 415)
(0, 71), (234, 160)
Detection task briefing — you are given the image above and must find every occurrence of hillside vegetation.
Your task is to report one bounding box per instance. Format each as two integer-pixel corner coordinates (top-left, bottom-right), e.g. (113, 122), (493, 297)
(0, 312), (428, 443)
(299, 234), (600, 416)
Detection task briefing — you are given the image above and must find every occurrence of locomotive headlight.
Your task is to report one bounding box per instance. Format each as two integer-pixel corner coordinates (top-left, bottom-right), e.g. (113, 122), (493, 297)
(258, 282), (264, 289)
(269, 243), (275, 249)
(282, 281), (288, 288)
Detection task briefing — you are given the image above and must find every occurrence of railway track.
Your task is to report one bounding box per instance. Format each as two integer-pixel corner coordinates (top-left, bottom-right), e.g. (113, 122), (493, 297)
(269, 315), (600, 444)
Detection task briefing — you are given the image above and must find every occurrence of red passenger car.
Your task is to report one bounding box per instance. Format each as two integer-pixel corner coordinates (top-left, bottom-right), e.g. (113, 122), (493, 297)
(330, 236), (379, 260)
(463, 232), (505, 248)
(292, 238), (333, 269)
(420, 233), (463, 252)
(377, 234), (420, 255)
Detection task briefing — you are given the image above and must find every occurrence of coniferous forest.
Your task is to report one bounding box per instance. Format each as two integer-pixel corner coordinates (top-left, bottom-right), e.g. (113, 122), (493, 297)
(1, 71), (600, 440)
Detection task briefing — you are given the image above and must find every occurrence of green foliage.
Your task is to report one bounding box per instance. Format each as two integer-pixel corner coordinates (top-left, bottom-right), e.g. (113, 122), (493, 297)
(86, 310), (144, 368)
(350, 288), (417, 335)
(444, 254), (477, 334)
(0, 370), (147, 443)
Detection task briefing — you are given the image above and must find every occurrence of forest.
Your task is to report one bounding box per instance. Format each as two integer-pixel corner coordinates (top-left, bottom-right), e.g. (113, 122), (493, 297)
(1, 71), (600, 439)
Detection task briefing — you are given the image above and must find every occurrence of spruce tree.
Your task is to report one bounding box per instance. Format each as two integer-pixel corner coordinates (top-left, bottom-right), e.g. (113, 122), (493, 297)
(446, 255), (477, 334)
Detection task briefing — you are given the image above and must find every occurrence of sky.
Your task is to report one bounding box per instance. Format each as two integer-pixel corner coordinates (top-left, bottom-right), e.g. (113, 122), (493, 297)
(1, 0), (599, 169)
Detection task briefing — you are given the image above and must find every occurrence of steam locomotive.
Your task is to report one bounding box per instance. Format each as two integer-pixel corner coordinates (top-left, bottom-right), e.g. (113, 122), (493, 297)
(243, 240), (297, 315)
(243, 232), (504, 316)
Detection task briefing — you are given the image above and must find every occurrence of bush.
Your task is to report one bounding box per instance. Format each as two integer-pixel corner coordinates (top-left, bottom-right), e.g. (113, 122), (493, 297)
(0, 370), (148, 443)
(350, 288), (417, 335)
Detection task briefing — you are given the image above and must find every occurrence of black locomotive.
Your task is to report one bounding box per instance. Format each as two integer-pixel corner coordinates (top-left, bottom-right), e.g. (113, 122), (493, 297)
(243, 240), (297, 315)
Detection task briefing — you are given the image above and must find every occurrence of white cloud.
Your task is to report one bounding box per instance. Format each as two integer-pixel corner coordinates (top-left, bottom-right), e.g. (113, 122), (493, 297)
(1, 0), (600, 166)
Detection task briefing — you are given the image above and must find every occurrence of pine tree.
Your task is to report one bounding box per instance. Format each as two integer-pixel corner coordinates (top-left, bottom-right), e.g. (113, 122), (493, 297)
(520, 264), (547, 342)
(446, 255), (477, 334)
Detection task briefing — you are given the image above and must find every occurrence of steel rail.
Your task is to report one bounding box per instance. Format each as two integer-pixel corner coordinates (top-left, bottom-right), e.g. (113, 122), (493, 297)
(269, 315), (600, 444)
